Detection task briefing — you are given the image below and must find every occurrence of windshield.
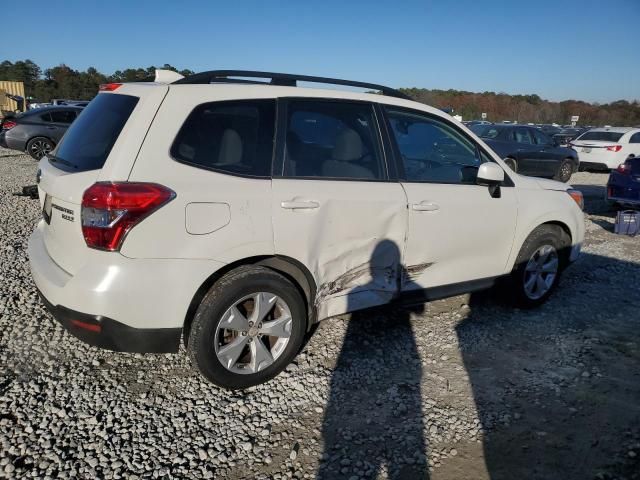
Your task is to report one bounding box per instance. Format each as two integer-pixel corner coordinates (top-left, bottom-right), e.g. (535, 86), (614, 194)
(52, 93), (138, 172)
(577, 131), (624, 142)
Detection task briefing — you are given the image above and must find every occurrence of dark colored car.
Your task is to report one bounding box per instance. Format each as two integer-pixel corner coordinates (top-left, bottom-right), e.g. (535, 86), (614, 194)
(0, 106), (84, 159)
(606, 157), (640, 208)
(552, 127), (588, 146)
(470, 124), (579, 182)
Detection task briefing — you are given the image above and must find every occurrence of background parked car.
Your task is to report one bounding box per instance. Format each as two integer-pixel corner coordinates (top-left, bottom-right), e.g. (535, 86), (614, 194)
(606, 156), (640, 208)
(551, 127), (587, 146)
(570, 127), (640, 170)
(470, 123), (579, 182)
(0, 105), (84, 159)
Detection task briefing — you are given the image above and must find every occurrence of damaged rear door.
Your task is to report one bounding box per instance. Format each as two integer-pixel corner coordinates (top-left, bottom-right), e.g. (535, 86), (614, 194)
(272, 98), (408, 320)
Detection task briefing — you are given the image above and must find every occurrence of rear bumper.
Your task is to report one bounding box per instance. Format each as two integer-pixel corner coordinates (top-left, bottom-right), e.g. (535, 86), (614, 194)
(580, 161), (612, 171)
(0, 130), (26, 151)
(37, 288), (181, 353)
(28, 220), (227, 353)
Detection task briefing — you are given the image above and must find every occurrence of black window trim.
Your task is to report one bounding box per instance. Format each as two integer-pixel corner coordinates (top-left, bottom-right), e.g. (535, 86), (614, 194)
(380, 105), (514, 187)
(169, 98), (278, 180)
(273, 97), (394, 183)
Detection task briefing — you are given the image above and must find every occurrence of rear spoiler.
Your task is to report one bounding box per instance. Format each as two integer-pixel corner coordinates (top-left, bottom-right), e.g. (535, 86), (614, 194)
(154, 69), (184, 84)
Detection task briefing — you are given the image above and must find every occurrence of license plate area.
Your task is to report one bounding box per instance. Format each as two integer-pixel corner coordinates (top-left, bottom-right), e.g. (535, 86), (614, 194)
(43, 194), (53, 224)
(582, 147), (592, 153)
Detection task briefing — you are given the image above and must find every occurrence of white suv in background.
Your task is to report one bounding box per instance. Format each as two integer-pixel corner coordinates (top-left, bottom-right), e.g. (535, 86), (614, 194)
(571, 127), (640, 170)
(29, 70), (585, 389)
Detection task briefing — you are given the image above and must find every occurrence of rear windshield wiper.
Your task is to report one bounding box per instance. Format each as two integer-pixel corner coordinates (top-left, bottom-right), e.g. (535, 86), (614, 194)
(48, 154), (77, 169)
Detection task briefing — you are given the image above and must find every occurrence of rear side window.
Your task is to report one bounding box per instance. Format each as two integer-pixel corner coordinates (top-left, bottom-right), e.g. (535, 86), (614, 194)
(53, 94), (138, 172)
(578, 131), (624, 142)
(283, 100), (384, 180)
(629, 132), (640, 144)
(171, 100), (275, 177)
(50, 110), (76, 124)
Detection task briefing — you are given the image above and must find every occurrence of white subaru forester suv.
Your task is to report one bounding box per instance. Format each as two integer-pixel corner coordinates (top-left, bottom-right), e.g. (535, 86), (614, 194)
(29, 70), (584, 389)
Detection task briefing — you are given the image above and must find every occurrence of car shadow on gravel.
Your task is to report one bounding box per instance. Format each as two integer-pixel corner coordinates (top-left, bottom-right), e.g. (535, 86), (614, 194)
(456, 253), (640, 480)
(318, 240), (430, 480)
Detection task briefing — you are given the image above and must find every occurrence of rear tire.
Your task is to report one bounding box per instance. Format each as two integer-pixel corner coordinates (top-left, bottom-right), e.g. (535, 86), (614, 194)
(503, 157), (517, 172)
(26, 137), (54, 160)
(505, 225), (569, 308)
(188, 265), (307, 389)
(554, 158), (574, 183)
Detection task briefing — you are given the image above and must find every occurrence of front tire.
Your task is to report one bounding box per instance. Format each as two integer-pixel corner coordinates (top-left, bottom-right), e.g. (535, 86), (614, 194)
(554, 158), (574, 183)
(506, 225), (569, 308)
(188, 265), (307, 389)
(26, 137), (54, 160)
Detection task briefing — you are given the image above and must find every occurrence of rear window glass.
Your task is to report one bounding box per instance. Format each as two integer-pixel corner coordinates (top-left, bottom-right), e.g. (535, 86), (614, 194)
(171, 100), (275, 177)
(52, 94), (138, 172)
(578, 131), (624, 142)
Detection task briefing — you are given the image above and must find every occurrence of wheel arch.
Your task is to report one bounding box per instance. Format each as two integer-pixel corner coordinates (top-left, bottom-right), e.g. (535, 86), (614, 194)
(25, 135), (56, 154)
(182, 255), (317, 346)
(515, 220), (573, 270)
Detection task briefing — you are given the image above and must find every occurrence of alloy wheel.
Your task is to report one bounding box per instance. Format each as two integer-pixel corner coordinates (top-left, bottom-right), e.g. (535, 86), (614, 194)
(523, 244), (559, 300)
(29, 140), (52, 159)
(214, 292), (293, 374)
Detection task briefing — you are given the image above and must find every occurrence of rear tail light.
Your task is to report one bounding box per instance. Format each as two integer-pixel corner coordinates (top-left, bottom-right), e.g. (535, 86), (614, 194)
(567, 189), (584, 210)
(99, 83), (122, 92)
(1, 120), (17, 130)
(606, 145), (622, 152)
(616, 162), (631, 175)
(81, 182), (175, 251)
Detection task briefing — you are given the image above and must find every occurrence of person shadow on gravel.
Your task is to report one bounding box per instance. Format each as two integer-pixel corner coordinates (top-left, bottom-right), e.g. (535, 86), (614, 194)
(318, 240), (429, 480)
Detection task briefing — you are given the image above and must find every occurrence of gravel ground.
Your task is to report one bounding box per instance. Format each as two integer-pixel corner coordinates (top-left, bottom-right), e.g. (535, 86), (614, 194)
(1, 148), (639, 480)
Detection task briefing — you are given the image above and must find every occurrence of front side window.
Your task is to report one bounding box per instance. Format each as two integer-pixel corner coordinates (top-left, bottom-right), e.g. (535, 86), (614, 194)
(513, 128), (533, 144)
(386, 108), (482, 184)
(171, 100), (276, 177)
(532, 129), (551, 145)
(283, 101), (384, 180)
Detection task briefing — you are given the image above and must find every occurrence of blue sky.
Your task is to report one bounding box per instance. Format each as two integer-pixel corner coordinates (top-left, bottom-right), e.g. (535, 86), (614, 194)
(4, 0), (639, 103)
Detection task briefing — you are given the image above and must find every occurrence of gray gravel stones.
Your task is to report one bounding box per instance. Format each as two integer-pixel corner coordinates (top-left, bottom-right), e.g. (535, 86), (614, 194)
(0, 152), (639, 479)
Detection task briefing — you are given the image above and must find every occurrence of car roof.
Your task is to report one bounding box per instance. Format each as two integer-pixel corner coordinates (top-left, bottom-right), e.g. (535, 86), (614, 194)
(120, 81), (453, 120)
(26, 105), (84, 114)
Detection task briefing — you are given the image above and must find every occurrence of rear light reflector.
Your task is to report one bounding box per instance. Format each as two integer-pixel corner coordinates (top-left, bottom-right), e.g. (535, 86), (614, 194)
(567, 189), (584, 210)
(99, 83), (122, 92)
(616, 162), (631, 175)
(70, 319), (102, 333)
(606, 145), (622, 152)
(2, 120), (17, 130)
(81, 182), (175, 251)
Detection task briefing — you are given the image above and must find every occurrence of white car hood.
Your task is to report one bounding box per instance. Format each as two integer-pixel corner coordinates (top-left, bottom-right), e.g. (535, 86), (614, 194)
(513, 173), (569, 192)
(535, 178), (570, 192)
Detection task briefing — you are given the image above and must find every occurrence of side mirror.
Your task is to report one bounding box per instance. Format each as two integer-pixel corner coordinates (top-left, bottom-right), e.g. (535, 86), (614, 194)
(477, 162), (505, 185)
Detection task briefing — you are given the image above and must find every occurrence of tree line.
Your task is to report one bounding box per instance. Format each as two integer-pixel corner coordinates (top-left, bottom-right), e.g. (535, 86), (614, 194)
(2, 59), (639, 126)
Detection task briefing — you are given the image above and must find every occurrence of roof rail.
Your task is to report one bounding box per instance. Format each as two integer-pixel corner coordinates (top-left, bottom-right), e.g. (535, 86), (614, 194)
(172, 70), (411, 100)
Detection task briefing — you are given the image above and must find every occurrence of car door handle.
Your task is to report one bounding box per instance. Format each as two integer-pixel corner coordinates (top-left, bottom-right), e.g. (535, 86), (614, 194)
(412, 202), (440, 212)
(46, 126), (56, 130)
(280, 200), (320, 210)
